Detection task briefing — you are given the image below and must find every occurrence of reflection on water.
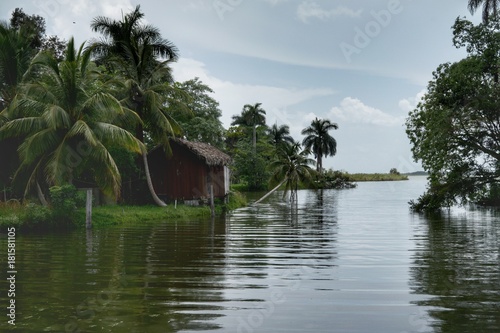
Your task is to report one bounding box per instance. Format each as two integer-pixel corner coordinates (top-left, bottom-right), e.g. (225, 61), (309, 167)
(0, 177), (499, 332)
(410, 209), (500, 333)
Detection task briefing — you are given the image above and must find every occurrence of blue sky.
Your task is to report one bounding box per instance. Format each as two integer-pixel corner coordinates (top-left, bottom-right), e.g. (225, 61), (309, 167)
(0, 0), (482, 172)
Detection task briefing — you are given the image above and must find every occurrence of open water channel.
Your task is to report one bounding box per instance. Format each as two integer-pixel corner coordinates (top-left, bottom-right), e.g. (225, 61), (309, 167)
(1, 176), (499, 332)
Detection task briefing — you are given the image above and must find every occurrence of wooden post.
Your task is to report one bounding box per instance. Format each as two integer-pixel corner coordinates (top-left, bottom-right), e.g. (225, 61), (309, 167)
(86, 188), (92, 229)
(210, 184), (215, 217)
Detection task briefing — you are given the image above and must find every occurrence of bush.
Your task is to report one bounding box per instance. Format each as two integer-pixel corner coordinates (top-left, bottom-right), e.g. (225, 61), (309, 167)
(224, 191), (247, 211)
(21, 203), (53, 230)
(316, 170), (357, 189)
(49, 185), (85, 222)
(390, 168), (400, 175)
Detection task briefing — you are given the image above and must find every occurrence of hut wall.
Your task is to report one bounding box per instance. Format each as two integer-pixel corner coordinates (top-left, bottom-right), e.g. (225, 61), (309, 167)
(209, 165), (228, 198)
(148, 144), (228, 201)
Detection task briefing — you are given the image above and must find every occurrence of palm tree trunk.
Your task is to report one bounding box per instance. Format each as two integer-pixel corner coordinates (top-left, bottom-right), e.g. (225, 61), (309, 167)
(142, 147), (167, 207)
(252, 125), (257, 153)
(36, 182), (49, 206)
(253, 178), (287, 205)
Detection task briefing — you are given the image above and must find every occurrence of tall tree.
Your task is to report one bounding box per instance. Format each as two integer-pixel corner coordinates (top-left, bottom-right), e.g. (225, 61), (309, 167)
(301, 117), (338, 173)
(172, 78), (225, 148)
(90, 5), (180, 206)
(0, 21), (33, 112)
(0, 38), (142, 200)
(9, 8), (66, 60)
(231, 102), (266, 153)
(407, 16), (500, 211)
(468, 0), (500, 23)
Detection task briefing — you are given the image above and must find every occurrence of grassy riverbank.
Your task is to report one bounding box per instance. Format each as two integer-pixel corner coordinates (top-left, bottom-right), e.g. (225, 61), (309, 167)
(73, 204), (216, 227)
(0, 191), (247, 231)
(346, 173), (409, 181)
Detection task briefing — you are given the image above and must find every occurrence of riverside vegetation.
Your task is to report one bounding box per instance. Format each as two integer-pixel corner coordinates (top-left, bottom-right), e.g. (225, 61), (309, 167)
(0, 185), (247, 231)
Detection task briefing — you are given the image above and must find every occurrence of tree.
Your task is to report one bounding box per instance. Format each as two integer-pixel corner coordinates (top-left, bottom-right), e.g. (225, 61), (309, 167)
(172, 78), (225, 148)
(232, 140), (272, 190)
(267, 123), (294, 148)
(468, 0), (500, 23)
(0, 38), (143, 201)
(90, 5), (180, 206)
(389, 168), (400, 175)
(301, 117), (338, 173)
(0, 21), (36, 110)
(268, 142), (315, 204)
(231, 102), (266, 153)
(9, 8), (66, 59)
(406, 17), (500, 211)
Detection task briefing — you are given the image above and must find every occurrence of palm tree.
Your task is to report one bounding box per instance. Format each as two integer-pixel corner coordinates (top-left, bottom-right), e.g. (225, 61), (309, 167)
(90, 5), (181, 206)
(468, 0), (500, 23)
(231, 102), (266, 152)
(268, 123), (294, 147)
(0, 38), (143, 200)
(301, 117), (338, 173)
(254, 142), (314, 205)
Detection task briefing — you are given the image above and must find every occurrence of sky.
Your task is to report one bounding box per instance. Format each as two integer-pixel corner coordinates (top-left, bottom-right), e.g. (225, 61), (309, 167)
(0, 0), (483, 173)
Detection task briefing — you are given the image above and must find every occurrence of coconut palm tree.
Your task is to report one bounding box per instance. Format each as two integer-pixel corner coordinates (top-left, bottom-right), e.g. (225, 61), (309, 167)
(301, 117), (338, 173)
(269, 142), (315, 204)
(268, 123), (294, 148)
(468, 0), (500, 23)
(231, 103), (266, 153)
(0, 38), (143, 200)
(90, 5), (182, 206)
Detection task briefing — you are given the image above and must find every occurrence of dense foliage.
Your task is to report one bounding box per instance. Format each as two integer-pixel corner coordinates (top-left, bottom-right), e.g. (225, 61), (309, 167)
(406, 16), (500, 211)
(0, 6), (345, 215)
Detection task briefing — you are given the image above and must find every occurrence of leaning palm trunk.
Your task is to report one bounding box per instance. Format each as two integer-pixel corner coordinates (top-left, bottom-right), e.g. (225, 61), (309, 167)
(36, 182), (49, 206)
(253, 178), (287, 205)
(142, 147), (167, 207)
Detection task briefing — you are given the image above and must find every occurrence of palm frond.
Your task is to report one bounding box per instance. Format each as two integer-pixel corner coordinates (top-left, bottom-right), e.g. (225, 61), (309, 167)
(66, 120), (99, 146)
(93, 122), (144, 154)
(43, 105), (71, 129)
(0, 117), (44, 140)
(18, 128), (59, 166)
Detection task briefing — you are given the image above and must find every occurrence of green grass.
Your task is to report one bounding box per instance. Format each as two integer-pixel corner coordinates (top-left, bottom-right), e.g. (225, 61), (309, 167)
(347, 173), (409, 181)
(0, 191), (248, 231)
(73, 204), (215, 227)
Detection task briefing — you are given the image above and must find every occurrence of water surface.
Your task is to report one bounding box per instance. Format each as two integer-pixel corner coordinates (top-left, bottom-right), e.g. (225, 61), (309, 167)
(1, 176), (499, 332)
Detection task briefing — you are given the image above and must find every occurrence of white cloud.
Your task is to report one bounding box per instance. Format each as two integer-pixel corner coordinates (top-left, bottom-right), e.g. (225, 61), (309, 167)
(398, 89), (426, 112)
(172, 58), (335, 129)
(261, 0), (290, 5)
(99, 0), (135, 20)
(330, 97), (403, 127)
(297, 1), (362, 23)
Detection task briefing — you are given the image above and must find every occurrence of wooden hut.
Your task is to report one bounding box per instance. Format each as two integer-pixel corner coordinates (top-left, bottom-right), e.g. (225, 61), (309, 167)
(148, 139), (231, 204)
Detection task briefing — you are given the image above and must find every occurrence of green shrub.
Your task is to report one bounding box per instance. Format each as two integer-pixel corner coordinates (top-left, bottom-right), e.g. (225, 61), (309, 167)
(224, 191), (247, 211)
(49, 184), (85, 222)
(21, 203), (53, 230)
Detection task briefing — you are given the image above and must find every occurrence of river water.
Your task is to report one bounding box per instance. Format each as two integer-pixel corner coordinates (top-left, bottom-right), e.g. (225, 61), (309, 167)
(1, 176), (499, 332)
